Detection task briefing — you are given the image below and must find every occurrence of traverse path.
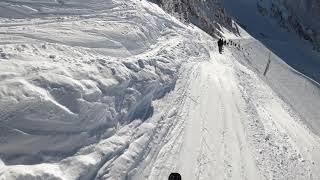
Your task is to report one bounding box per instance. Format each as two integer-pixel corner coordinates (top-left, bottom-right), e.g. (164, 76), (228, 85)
(138, 48), (320, 180)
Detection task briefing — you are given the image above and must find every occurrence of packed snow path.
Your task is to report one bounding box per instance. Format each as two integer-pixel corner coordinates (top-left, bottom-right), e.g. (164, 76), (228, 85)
(142, 55), (261, 180)
(1, 0), (320, 179)
(133, 49), (320, 180)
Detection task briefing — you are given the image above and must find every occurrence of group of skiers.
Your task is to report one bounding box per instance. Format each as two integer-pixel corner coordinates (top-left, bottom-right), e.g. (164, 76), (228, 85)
(217, 38), (241, 54)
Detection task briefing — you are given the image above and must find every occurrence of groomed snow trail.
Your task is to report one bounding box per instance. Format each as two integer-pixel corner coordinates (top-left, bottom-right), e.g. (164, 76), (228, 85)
(176, 56), (260, 180)
(133, 47), (320, 180)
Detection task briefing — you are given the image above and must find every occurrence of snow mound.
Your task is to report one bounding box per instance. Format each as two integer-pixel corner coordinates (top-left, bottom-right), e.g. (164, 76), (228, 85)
(0, 0), (208, 165)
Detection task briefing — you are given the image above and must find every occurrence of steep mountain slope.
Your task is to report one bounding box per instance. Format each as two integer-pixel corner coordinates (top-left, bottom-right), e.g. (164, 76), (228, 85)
(257, 0), (320, 51)
(155, 0), (239, 37)
(1, 0), (320, 180)
(221, 0), (320, 81)
(221, 0), (320, 136)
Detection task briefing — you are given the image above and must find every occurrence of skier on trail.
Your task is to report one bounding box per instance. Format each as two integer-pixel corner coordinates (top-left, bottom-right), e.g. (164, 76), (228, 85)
(218, 38), (224, 54)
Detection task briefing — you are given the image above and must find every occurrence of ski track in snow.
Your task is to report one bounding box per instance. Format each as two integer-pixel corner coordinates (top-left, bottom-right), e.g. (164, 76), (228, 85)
(1, 0), (320, 179)
(134, 48), (320, 180)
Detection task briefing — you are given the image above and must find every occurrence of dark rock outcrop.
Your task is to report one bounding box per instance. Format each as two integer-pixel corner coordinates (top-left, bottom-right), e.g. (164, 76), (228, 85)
(155, 0), (239, 37)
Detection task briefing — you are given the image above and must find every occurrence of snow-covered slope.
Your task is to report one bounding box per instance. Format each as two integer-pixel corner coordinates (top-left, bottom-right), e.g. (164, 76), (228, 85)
(0, 0), (195, 165)
(1, 0), (320, 179)
(221, 0), (320, 136)
(221, 0), (320, 81)
(257, 0), (320, 51)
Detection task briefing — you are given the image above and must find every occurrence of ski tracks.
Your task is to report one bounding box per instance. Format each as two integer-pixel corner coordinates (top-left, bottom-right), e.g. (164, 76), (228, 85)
(143, 51), (261, 180)
(140, 47), (320, 180)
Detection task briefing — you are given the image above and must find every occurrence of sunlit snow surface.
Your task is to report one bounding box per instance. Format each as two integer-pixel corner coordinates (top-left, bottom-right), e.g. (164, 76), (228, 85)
(1, 0), (320, 179)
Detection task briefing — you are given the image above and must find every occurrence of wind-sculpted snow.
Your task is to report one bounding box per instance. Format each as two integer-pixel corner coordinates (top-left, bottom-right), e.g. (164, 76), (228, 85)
(1, 0), (320, 180)
(0, 0), (204, 165)
(0, 0), (114, 18)
(0, 0), (215, 178)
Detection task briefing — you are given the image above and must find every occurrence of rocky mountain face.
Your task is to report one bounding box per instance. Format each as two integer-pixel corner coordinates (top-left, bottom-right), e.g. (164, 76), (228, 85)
(154, 0), (239, 37)
(257, 0), (320, 51)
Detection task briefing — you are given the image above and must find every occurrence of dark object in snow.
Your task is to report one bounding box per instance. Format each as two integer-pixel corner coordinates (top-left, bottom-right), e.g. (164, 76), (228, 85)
(138, 59), (145, 68)
(0, 52), (8, 59)
(49, 55), (56, 59)
(218, 38), (224, 54)
(169, 173), (181, 180)
(263, 52), (272, 76)
(111, 68), (116, 75)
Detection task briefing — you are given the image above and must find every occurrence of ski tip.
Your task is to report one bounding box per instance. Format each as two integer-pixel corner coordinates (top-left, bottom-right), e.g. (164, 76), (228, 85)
(168, 173), (181, 180)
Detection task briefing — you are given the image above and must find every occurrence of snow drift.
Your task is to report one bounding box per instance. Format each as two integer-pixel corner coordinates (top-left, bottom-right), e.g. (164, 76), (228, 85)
(0, 0), (189, 164)
(1, 0), (320, 179)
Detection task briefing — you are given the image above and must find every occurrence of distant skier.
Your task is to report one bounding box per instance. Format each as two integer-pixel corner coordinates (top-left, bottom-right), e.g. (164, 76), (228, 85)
(218, 38), (224, 54)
